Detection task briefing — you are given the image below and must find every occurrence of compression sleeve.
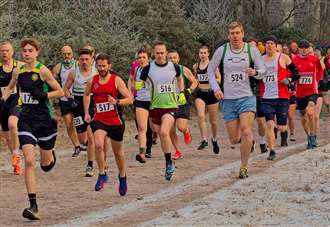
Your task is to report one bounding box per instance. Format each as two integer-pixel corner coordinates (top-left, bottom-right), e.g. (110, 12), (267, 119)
(139, 64), (150, 81)
(287, 62), (300, 81)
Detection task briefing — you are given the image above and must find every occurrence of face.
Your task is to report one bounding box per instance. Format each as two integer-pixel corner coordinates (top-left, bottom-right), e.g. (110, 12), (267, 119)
(0, 43), (14, 62)
(228, 27), (244, 46)
(276, 44), (283, 53)
(79, 54), (92, 70)
(167, 52), (179, 64)
(299, 47), (310, 56)
(313, 49), (321, 58)
(249, 41), (257, 47)
(137, 52), (149, 66)
(96, 59), (111, 77)
(290, 42), (298, 52)
(283, 45), (290, 55)
(22, 44), (39, 63)
(265, 41), (277, 54)
(154, 44), (167, 64)
(198, 48), (209, 61)
(62, 46), (73, 61)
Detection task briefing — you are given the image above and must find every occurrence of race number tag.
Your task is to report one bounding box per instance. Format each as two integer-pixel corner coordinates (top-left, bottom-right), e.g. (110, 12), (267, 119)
(197, 73), (209, 82)
(20, 92), (39, 104)
(0, 86), (17, 95)
(230, 72), (244, 82)
(157, 84), (174, 94)
(96, 102), (114, 113)
(299, 76), (312, 85)
(73, 116), (84, 126)
(264, 74), (276, 83)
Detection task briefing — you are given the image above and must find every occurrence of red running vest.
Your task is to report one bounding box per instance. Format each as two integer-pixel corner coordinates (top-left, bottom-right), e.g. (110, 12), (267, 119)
(91, 74), (123, 126)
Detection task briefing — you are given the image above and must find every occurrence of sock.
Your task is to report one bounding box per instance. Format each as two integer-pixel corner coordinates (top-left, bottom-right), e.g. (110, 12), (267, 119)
(202, 138), (207, 142)
(280, 131), (288, 141)
(139, 147), (146, 154)
(81, 141), (88, 150)
(165, 153), (172, 164)
(259, 136), (266, 145)
(212, 137), (218, 142)
(87, 160), (93, 167)
(28, 193), (37, 208)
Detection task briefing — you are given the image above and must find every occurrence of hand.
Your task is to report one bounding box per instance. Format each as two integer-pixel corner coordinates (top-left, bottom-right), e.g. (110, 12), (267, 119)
(214, 90), (224, 100)
(31, 87), (48, 101)
(178, 92), (187, 105)
(183, 88), (192, 99)
(134, 81), (144, 90)
(84, 113), (91, 123)
(281, 78), (291, 85)
(319, 80), (329, 92)
(245, 68), (257, 77)
(108, 95), (117, 105)
(68, 97), (78, 109)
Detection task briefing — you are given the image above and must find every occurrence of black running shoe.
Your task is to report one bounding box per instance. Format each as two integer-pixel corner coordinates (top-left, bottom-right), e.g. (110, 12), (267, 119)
(72, 146), (81, 157)
(250, 140), (256, 153)
(198, 140), (208, 150)
(22, 205), (40, 220)
(145, 150), (152, 158)
(212, 140), (220, 154)
(260, 143), (268, 153)
(267, 150), (276, 160)
(281, 139), (288, 147)
(136, 153), (146, 163)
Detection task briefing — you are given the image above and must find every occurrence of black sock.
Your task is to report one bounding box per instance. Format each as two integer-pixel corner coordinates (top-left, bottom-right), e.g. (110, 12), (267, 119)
(165, 153), (172, 164)
(88, 160), (93, 167)
(280, 131), (288, 141)
(28, 193), (37, 208)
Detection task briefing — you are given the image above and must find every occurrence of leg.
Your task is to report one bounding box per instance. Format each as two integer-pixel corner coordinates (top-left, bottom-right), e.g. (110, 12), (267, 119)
(93, 130), (107, 174)
(135, 107), (149, 162)
(207, 102), (219, 139)
(195, 98), (208, 140)
(225, 119), (241, 145)
(288, 103), (297, 140)
(145, 119), (153, 157)
(239, 112), (255, 168)
(63, 113), (80, 147)
(314, 97), (323, 135)
(159, 114), (176, 155)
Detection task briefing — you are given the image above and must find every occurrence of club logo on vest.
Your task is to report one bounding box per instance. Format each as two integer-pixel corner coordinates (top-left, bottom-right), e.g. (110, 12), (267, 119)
(31, 74), (39, 81)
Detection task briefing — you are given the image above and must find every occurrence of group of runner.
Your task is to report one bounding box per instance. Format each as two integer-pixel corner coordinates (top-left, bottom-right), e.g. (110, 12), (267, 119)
(0, 21), (329, 220)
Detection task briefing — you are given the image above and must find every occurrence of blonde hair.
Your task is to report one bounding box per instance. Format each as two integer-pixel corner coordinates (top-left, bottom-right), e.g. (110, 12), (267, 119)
(227, 21), (244, 33)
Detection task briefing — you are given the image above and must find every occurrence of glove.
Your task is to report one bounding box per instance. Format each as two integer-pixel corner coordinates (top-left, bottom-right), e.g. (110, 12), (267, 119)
(31, 87), (48, 101)
(178, 92), (187, 105)
(134, 81), (144, 91)
(281, 78), (291, 85)
(67, 97), (78, 109)
(319, 80), (329, 92)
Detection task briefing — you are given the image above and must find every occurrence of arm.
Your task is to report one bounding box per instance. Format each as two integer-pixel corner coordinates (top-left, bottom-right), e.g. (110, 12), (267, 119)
(40, 66), (64, 99)
(247, 47), (266, 79)
(215, 68), (221, 84)
(64, 70), (75, 97)
(316, 58), (324, 82)
(115, 76), (133, 106)
(207, 47), (223, 92)
(2, 68), (18, 101)
(83, 81), (92, 123)
(183, 66), (197, 90)
(52, 63), (61, 79)
(283, 54), (300, 82)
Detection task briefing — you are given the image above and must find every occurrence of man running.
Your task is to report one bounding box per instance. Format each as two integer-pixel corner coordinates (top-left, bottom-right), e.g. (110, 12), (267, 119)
(64, 48), (97, 176)
(52, 45), (81, 156)
(136, 41), (185, 180)
(207, 21), (266, 179)
(260, 35), (299, 160)
(2, 38), (63, 220)
(0, 41), (23, 175)
(84, 53), (132, 193)
(168, 49), (198, 159)
(292, 40), (324, 149)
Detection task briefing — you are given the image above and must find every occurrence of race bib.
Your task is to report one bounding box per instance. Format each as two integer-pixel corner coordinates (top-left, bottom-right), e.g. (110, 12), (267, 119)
(0, 86), (17, 95)
(197, 73), (209, 82)
(230, 72), (244, 82)
(20, 92), (39, 104)
(157, 84), (174, 94)
(299, 76), (313, 85)
(73, 116), (84, 126)
(263, 74), (276, 83)
(96, 102), (114, 113)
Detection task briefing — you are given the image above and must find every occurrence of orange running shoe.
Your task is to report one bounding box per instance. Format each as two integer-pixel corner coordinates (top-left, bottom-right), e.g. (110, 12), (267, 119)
(12, 153), (21, 175)
(183, 130), (192, 145)
(173, 150), (183, 160)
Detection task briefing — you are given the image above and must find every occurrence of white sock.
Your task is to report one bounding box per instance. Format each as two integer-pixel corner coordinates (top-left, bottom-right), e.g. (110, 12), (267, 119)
(259, 136), (266, 145)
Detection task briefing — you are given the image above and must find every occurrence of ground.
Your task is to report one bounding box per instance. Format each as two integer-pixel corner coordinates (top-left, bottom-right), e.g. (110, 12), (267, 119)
(0, 110), (329, 227)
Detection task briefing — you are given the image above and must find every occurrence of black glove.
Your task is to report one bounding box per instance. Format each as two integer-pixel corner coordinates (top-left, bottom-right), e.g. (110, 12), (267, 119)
(31, 87), (48, 101)
(319, 80), (329, 92)
(67, 97), (78, 109)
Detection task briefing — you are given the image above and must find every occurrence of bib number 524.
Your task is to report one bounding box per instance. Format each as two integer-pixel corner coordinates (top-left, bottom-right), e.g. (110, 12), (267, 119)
(231, 73), (243, 82)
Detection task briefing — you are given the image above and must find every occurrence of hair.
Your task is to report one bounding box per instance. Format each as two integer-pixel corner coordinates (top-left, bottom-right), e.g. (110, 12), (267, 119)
(199, 45), (210, 53)
(0, 40), (13, 48)
(20, 38), (40, 51)
(78, 48), (93, 56)
(137, 48), (150, 57)
(153, 41), (167, 49)
(95, 53), (111, 64)
(227, 21), (244, 33)
(168, 49), (179, 55)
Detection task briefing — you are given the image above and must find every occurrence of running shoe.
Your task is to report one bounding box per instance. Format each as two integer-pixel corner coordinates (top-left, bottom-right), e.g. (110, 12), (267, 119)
(12, 153), (21, 175)
(72, 146), (81, 157)
(281, 139), (288, 147)
(22, 205), (39, 220)
(238, 167), (248, 179)
(136, 153), (146, 163)
(260, 143), (268, 153)
(145, 150), (152, 158)
(165, 162), (175, 181)
(197, 140), (208, 150)
(85, 165), (94, 177)
(311, 135), (317, 148)
(289, 134), (296, 142)
(118, 175), (127, 196)
(173, 150), (183, 160)
(95, 173), (108, 191)
(212, 140), (220, 154)
(274, 127), (278, 139)
(307, 135), (313, 150)
(184, 130), (192, 144)
(267, 150), (276, 160)
(250, 140), (256, 153)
